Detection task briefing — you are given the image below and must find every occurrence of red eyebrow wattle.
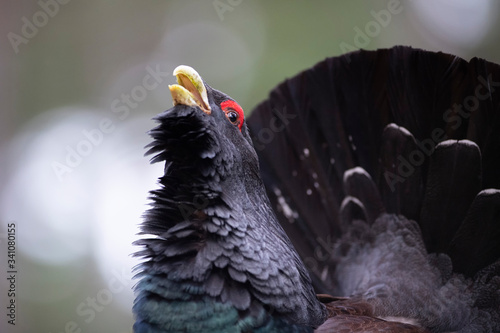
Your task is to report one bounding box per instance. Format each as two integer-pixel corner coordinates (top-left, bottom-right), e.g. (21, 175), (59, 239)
(221, 100), (244, 130)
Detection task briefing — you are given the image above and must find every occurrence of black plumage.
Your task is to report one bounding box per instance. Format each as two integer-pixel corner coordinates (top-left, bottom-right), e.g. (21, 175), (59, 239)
(133, 69), (325, 333)
(248, 46), (500, 331)
(134, 47), (500, 332)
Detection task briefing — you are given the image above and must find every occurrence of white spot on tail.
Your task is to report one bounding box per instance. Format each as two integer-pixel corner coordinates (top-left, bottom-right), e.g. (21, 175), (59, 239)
(386, 123), (412, 137)
(479, 188), (500, 196)
(340, 196), (365, 211)
(343, 166), (371, 183)
(273, 187), (295, 222)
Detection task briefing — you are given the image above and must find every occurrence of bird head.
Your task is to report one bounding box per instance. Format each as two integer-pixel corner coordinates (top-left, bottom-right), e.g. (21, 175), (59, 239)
(144, 65), (261, 226)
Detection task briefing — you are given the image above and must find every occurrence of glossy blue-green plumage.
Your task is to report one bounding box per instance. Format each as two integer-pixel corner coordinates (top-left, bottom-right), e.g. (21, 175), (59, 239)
(133, 276), (313, 333)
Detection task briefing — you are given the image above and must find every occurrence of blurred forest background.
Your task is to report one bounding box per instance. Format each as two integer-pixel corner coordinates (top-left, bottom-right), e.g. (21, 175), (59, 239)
(1, 1), (500, 332)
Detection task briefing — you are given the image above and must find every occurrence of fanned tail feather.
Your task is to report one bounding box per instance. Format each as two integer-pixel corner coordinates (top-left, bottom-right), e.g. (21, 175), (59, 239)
(248, 46), (500, 332)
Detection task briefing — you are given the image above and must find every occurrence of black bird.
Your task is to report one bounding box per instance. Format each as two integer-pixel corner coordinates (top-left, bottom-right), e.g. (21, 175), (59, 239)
(133, 46), (500, 332)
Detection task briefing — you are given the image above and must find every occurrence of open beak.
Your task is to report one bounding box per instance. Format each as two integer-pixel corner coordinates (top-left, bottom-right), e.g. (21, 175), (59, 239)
(168, 65), (211, 115)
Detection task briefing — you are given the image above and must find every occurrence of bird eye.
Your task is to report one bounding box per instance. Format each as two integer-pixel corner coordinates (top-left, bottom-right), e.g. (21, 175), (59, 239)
(220, 100), (245, 131)
(225, 110), (239, 124)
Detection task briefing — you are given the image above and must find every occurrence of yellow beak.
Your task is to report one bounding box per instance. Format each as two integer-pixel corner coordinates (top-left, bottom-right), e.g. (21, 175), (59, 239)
(168, 65), (211, 115)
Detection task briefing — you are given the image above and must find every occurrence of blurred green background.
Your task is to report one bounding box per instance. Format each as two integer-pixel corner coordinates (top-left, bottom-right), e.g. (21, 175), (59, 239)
(1, 1), (499, 332)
